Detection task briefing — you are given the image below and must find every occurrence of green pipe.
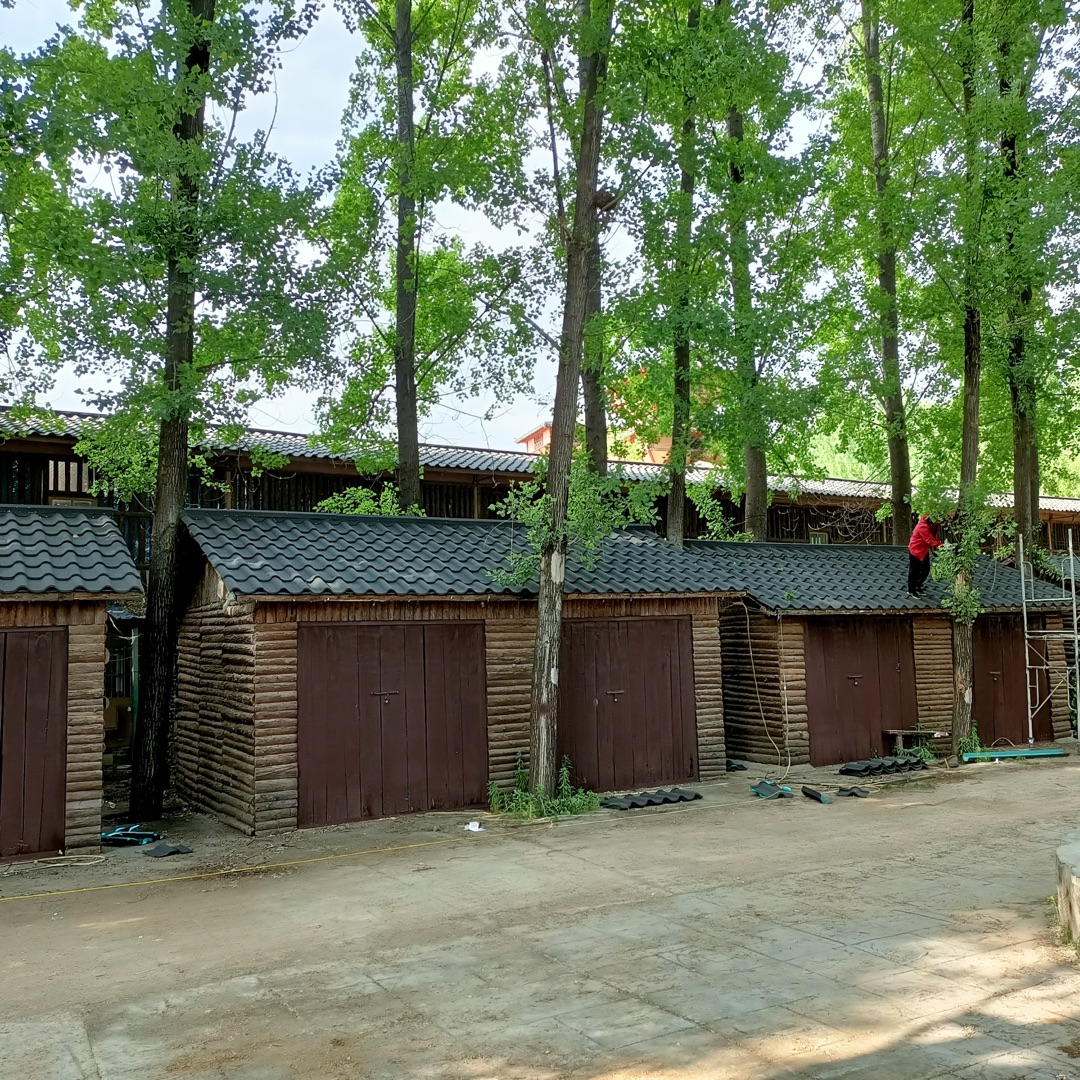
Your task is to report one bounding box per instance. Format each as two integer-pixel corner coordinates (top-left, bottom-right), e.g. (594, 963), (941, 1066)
(960, 748), (1067, 762)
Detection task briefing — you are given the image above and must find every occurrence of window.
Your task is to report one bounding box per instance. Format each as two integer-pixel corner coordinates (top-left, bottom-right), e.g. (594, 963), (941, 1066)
(809, 531), (829, 545)
(48, 496), (97, 507)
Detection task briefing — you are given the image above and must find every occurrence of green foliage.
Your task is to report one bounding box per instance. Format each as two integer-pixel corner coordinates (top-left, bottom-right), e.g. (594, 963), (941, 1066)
(490, 453), (663, 586)
(898, 743), (937, 763)
(687, 478), (753, 542)
(314, 485), (423, 517)
(956, 731), (985, 757)
(6, 0), (326, 494)
(311, 0), (541, 455)
(487, 754), (601, 819)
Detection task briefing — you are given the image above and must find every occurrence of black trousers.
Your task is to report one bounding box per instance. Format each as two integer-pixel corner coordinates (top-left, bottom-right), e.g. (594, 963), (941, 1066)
(908, 553), (931, 594)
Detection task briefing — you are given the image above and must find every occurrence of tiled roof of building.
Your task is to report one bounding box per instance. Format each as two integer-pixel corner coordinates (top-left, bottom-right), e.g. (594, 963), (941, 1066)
(688, 540), (1065, 613)
(182, 510), (742, 598)
(0, 505), (143, 595)
(7, 406), (1080, 512)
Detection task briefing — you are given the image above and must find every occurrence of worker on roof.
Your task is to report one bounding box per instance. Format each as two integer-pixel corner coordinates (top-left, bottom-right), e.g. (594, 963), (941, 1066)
(908, 515), (943, 595)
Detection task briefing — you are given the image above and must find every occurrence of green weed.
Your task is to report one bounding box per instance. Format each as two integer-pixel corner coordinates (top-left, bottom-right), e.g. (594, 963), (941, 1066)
(487, 753), (601, 819)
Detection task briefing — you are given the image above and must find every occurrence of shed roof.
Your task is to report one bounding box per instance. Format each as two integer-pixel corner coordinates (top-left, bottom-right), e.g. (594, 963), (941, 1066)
(182, 510), (741, 598)
(0, 505), (144, 596)
(688, 540), (1063, 613)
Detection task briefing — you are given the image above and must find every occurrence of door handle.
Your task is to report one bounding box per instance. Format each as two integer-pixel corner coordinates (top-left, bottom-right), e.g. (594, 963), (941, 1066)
(370, 690), (400, 703)
(847, 674), (863, 686)
(605, 690), (625, 703)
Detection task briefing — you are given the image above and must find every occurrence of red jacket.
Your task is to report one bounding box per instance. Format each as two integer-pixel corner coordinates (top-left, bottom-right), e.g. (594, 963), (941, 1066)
(908, 516), (943, 560)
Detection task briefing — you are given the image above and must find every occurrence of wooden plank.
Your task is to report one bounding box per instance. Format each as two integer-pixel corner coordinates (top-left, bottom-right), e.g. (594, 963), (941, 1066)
(379, 624), (411, 816)
(0, 633), (29, 857)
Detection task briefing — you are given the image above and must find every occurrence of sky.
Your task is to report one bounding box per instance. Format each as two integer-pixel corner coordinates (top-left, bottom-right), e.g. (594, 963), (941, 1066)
(1, 0), (558, 450)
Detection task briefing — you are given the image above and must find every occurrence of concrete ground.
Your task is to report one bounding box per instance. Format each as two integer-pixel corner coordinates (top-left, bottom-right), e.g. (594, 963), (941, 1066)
(2, 761), (1080, 1079)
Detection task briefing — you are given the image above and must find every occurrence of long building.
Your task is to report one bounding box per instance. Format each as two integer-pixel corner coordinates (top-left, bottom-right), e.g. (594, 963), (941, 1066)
(3, 409), (1080, 575)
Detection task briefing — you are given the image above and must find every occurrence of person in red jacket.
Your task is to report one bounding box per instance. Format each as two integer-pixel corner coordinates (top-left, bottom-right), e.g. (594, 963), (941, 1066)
(908, 515), (943, 595)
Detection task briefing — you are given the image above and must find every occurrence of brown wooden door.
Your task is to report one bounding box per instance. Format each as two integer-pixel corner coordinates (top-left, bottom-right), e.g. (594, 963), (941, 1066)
(805, 618), (918, 766)
(297, 622), (488, 827)
(0, 629), (68, 859)
(974, 616), (1052, 745)
(558, 617), (698, 792)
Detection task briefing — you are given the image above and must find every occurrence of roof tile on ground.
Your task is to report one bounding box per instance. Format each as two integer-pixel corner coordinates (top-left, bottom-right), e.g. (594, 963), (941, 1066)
(0, 505), (144, 595)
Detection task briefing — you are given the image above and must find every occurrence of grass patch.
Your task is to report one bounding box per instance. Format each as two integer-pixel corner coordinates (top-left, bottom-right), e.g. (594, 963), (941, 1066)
(488, 754), (601, 819)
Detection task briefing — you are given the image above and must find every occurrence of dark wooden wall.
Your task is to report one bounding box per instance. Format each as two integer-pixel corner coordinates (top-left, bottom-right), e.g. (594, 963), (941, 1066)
(0, 599), (108, 852)
(176, 571), (727, 835)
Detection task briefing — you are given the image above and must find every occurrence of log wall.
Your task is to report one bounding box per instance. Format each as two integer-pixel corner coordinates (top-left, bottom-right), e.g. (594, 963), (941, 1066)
(1046, 613), (1074, 740)
(250, 593), (725, 813)
(174, 566), (258, 834)
(718, 604), (809, 766)
(0, 599), (109, 852)
(913, 616), (954, 738)
(175, 587), (727, 833)
(692, 607), (726, 779)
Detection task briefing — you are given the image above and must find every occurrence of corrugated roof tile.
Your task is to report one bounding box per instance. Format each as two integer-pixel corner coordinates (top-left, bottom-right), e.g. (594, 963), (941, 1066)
(181, 510), (743, 598)
(0, 506), (144, 595)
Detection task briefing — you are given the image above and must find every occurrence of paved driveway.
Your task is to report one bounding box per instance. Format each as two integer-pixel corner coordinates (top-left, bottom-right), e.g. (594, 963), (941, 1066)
(2, 763), (1080, 1079)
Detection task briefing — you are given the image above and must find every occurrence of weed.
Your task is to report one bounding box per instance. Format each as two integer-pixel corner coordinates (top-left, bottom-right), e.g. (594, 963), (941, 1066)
(957, 731), (985, 756)
(898, 743), (937, 762)
(488, 753), (601, 819)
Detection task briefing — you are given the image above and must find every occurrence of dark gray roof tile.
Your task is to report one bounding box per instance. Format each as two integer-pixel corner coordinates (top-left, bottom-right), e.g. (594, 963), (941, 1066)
(0, 505), (144, 595)
(687, 541), (1063, 612)
(182, 510), (741, 598)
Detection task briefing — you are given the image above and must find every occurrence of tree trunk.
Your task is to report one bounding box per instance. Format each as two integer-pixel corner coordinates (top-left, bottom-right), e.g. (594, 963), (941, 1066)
(862, 0), (913, 546)
(581, 233), (607, 475)
(951, 299), (980, 753)
(130, 0), (214, 820)
(394, 0), (422, 510)
(529, 0), (612, 795)
(743, 445), (768, 541)
(1010, 364), (1037, 551)
(999, 43), (1039, 554)
(726, 103), (765, 540)
(952, 0), (981, 755)
(666, 2), (699, 548)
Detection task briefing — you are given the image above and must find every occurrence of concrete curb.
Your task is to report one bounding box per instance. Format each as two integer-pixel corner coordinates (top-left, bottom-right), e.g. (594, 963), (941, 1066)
(1056, 827), (1080, 941)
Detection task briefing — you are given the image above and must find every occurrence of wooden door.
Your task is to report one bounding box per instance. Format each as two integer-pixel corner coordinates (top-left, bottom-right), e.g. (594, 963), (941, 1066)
(974, 616), (1052, 745)
(0, 629), (68, 858)
(558, 617), (698, 792)
(297, 622), (488, 827)
(805, 618), (918, 766)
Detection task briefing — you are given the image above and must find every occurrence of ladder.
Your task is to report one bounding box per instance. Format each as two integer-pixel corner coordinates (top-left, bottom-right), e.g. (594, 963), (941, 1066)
(1018, 531), (1080, 744)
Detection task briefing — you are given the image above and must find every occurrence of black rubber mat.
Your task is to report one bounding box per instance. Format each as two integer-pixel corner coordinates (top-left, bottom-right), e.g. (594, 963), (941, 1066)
(839, 757), (927, 777)
(601, 788), (702, 810)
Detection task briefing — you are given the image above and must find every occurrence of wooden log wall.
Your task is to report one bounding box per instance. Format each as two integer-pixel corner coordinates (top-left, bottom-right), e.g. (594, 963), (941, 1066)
(1046, 613), (1074, 739)
(718, 604), (809, 766)
(692, 608), (726, 779)
(778, 617), (810, 763)
(250, 593), (724, 806)
(485, 616), (535, 787)
(0, 599), (109, 851)
(252, 622), (298, 833)
(913, 616), (954, 739)
(174, 566), (258, 834)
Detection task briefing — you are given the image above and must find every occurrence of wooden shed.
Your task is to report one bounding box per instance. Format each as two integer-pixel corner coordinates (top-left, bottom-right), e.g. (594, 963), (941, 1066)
(688, 542), (1072, 766)
(0, 505), (143, 858)
(175, 511), (737, 835)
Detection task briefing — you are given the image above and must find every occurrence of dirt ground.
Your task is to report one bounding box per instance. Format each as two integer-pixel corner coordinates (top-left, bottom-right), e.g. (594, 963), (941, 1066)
(2, 759), (1080, 1079)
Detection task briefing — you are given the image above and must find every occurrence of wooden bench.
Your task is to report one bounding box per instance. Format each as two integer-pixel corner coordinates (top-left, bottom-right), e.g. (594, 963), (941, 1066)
(882, 728), (949, 755)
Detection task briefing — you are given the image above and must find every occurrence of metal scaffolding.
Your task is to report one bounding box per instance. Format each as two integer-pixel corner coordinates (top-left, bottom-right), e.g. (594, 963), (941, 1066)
(1018, 532), (1080, 744)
